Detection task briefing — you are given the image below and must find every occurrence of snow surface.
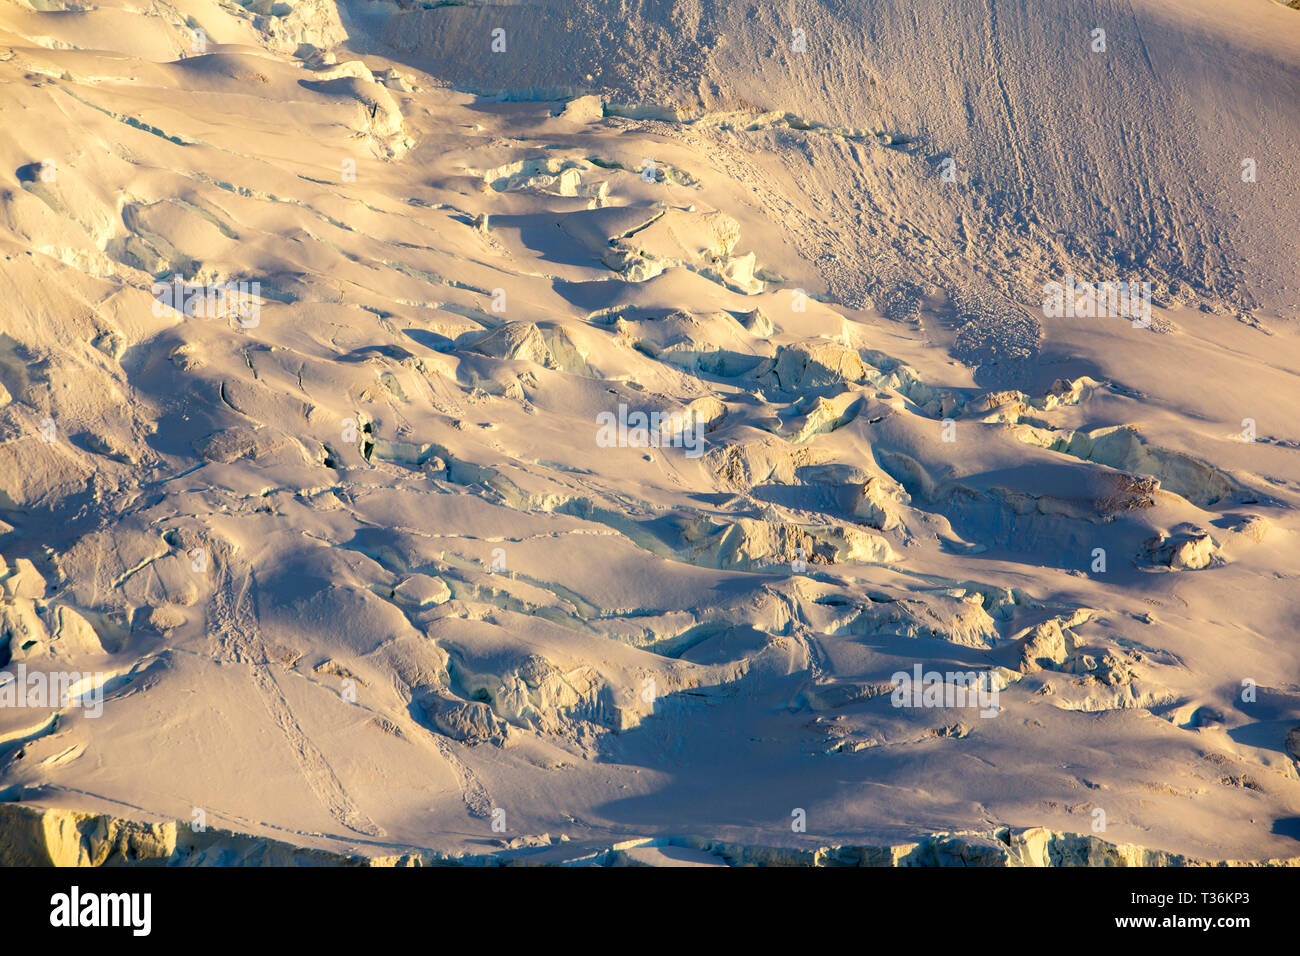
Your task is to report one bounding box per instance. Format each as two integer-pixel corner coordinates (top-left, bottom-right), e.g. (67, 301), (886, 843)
(0, 0), (1298, 864)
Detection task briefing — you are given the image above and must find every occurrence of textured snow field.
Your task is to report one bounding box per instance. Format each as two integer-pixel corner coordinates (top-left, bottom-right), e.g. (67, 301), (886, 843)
(0, 0), (1299, 865)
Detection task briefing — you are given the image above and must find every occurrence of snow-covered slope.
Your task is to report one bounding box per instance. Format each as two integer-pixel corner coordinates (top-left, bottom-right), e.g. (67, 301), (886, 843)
(367, 0), (1300, 319)
(0, 0), (1298, 864)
